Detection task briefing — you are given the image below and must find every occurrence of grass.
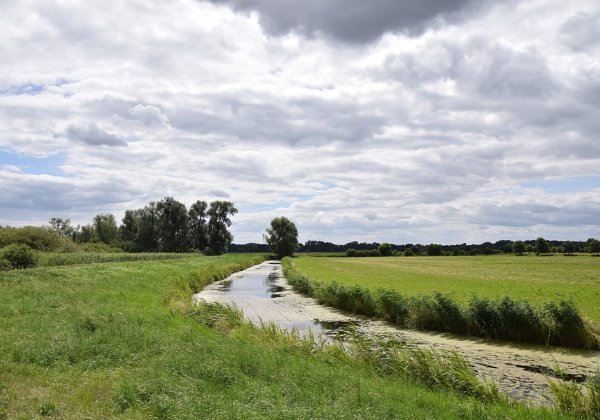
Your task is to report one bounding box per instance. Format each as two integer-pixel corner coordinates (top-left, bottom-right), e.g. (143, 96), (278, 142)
(35, 251), (189, 267)
(285, 257), (600, 349)
(0, 253), (568, 418)
(293, 255), (600, 321)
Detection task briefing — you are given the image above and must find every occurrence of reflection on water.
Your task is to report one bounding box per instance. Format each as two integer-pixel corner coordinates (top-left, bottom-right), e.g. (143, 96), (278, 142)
(219, 271), (285, 298)
(213, 262), (353, 340)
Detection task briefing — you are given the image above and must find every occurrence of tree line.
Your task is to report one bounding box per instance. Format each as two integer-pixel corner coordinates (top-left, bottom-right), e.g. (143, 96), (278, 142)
(51, 197), (238, 255)
(230, 238), (600, 256)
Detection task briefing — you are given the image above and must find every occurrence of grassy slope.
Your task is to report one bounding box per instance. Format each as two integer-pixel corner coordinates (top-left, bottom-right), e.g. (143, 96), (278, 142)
(0, 255), (563, 418)
(294, 255), (600, 321)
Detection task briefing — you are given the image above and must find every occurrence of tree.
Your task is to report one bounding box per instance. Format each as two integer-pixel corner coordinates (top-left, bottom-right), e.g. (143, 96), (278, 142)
(48, 217), (74, 238)
(512, 240), (526, 256)
(589, 239), (600, 256)
(188, 200), (208, 251)
(264, 217), (299, 259)
(206, 201), (238, 255)
(136, 203), (159, 251)
(563, 241), (575, 256)
(427, 244), (443, 256)
(535, 237), (550, 256)
(156, 197), (189, 252)
(120, 210), (138, 243)
(93, 214), (118, 244)
(378, 242), (392, 256)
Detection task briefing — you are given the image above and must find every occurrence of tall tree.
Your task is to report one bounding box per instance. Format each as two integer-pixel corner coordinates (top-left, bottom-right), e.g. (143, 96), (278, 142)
(589, 239), (600, 256)
(535, 237), (550, 256)
(264, 217), (299, 259)
(563, 241), (575, 256)
(512, 240), (526, 256)
(48, 217), (74, 237)
(136, 203), (159, 251)
(188, 200), (208, 251)
(120, 210), (138, 243)
(93, 214), (118, 244)
(156, 197), (189, 252)
(206, 201), (238, 255)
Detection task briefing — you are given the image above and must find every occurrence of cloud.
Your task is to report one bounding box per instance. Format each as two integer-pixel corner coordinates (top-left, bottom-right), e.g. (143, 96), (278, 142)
(205, 0), (485, 44)
(560, 11), (600, 51)
(129, 104), (170, 127)
(65, 122), (127, 147)
(0, 0), (599, 244)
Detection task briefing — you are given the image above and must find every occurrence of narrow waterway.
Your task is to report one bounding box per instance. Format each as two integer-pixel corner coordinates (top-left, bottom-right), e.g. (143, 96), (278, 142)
(193, 261), (600, 405)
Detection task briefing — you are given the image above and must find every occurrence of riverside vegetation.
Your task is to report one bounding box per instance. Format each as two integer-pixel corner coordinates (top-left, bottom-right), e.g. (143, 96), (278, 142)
(0, 254), (580, 419)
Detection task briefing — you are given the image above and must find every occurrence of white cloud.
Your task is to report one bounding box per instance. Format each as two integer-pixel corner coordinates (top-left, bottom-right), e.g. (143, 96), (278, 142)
(0, 0), (599, 244)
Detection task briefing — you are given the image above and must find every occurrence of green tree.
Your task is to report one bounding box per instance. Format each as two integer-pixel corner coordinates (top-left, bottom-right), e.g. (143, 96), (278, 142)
(589, 239), (600, 256)
(264, 217), (299, 259)
(512, 240), (526, 256)
(563, 241), (575, 256)
(188, 200), (208, 251)
(535, 237), (550, 256)
(93, 214), (118, 244)
(378, 242), (392, 256)
(206, 201), (238, 255)
(48, 217), (74, 238)
(120, 210), (138, 243)
(156, 197), (189, 252)
(427, 244), (443, 256)
(136, 203), (159, 251)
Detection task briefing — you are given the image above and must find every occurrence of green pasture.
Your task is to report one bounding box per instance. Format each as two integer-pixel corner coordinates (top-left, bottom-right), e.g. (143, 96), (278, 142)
(0, 254), (562, 418)
(293, 255), (600, 321)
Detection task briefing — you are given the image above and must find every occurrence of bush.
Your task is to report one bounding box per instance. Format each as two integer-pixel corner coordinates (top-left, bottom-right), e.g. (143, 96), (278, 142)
(0, 226), (62, 251)
(0, 258), (12, 271)
(0, 244), (37, 269)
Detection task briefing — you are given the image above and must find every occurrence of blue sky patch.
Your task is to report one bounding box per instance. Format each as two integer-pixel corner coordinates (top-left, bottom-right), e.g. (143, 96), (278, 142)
(0, 150), (67, 176)
(522, 176), (600, 193)
(1, 83), (45, 96)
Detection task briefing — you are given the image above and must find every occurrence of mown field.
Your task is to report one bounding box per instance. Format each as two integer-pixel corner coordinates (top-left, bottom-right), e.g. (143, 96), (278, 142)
(293, 255), (600, 321)
(0, 254), (565, 418)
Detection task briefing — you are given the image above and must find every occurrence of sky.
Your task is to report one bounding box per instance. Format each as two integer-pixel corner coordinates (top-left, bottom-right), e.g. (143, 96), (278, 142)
(1, 0), (599, 245)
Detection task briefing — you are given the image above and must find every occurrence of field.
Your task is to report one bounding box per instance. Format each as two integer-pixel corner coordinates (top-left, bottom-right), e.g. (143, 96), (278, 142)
(293, 255), (600, 321)
(0, 254), (563, 418)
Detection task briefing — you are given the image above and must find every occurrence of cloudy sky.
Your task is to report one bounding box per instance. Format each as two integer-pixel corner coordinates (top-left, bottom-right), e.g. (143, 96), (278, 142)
(1, 0), (599, 244)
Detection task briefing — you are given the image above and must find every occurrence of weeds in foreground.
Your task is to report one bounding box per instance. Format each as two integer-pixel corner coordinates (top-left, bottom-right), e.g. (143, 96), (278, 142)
(548, 370), (600, 418)
(190, 302), (503, 404)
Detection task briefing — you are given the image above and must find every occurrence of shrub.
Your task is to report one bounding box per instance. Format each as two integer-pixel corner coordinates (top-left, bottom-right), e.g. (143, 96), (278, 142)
(0, 258), (12, 271)
(543, 301), (588, 348)
(0, 244), (37, 269)
(0, 226), (61, 251)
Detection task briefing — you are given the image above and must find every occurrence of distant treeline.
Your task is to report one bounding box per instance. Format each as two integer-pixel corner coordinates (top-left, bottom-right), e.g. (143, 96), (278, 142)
(231, 238), (600, 256)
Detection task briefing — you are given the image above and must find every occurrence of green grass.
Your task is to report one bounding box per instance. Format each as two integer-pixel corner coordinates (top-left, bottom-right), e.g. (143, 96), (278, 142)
(293, 255), (600, 321)
(0, 254), (566, 418)
(35, 251), (189, 267)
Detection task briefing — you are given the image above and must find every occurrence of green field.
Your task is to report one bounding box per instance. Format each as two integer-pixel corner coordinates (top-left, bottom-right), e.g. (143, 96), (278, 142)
(293, 255), (600, 321)
(0, 254), (564, 418)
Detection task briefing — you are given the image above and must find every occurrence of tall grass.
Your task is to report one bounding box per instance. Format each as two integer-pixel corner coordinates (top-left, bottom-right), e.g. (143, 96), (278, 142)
(548, 371), (600, 418)
(283, 258), (600, 350)
(36, 252), (189, 267)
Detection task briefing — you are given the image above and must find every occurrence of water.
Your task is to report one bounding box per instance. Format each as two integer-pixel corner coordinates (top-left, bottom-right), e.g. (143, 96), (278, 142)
(194, 261), (354, 340)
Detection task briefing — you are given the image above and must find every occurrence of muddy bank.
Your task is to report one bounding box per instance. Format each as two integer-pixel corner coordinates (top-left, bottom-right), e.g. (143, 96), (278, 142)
(194, 261), (600, 405)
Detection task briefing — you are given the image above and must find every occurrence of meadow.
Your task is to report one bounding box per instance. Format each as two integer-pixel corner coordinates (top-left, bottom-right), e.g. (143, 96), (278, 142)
(0, 254), (567, 418)
(293, 255), (600, 321)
